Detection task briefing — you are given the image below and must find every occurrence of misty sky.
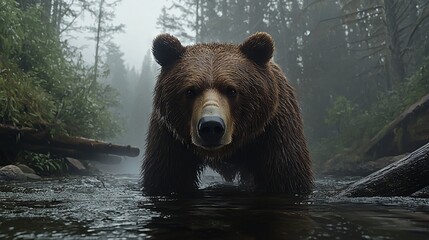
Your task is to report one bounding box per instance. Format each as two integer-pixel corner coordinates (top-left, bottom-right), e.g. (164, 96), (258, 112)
(74, 0), (167, 70)
(113, 0), (167, 69)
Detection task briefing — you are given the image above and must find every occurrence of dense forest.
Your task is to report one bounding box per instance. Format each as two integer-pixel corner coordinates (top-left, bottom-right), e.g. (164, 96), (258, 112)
(1, 0), (429, 172)
(157, 0), (429, 168)
(0, 0), (155, 172)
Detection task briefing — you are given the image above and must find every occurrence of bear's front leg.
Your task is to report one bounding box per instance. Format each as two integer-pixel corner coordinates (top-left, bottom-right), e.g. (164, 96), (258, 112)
(142, 119), (202, 195)
(241, 124), (313, 195)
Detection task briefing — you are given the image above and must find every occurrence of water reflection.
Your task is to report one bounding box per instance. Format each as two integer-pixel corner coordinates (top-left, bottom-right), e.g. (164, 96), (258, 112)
(0, 175), (428, 239)
(140, 186), (314, 239)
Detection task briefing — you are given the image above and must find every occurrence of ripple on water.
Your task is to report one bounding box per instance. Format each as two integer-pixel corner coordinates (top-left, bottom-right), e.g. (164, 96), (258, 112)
(0, 175), (428, 239)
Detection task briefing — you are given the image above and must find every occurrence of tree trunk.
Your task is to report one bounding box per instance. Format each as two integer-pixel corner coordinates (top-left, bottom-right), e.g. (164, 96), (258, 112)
(339, 142), (429, 197)
(195, 0), (200, 43)
(41, 0), (52, 23)
(52, 0), (62, 33)
(384, 0), (406, 84)
(91, 0), (105, 91)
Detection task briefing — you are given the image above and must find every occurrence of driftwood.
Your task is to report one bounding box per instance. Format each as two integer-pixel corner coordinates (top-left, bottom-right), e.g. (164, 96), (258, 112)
(0, 124), (139, 162)
(339, 142), (429, 197)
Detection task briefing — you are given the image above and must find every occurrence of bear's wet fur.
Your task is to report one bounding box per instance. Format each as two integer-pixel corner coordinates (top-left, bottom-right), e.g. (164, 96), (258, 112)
(142, 32), (313, 195)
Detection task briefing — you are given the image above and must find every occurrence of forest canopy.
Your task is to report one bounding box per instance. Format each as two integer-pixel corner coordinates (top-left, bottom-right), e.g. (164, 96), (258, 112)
(0, 0), (159, 174)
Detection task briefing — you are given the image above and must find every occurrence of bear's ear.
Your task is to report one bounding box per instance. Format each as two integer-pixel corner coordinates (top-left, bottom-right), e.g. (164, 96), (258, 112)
(152, 34), (185, 67)
(239, 32), (274, 65)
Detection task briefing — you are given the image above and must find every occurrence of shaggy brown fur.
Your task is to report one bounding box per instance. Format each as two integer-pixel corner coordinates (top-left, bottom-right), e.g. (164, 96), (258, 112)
(142, 32), (313, 195)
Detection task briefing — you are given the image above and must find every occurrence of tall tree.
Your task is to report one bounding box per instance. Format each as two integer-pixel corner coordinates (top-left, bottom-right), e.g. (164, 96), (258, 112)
(127, 51), (157, 146)
(155, 0), (429, 162)
(339, 0), (429, 87)
(86, 0), (124, 91)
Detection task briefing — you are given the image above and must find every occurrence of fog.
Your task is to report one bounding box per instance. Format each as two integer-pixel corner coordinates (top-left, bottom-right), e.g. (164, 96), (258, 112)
(1, 1), (428, 237)
(113, 0), (166, 68)
(70, 0), (167, 69)
(90, 0), (429, 174)
(4, 0), (426, 175)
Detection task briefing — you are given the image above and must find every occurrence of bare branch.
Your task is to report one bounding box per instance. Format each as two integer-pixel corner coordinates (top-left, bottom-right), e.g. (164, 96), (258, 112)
(318, 6), (383, 24)
(407, 11), (429, 46)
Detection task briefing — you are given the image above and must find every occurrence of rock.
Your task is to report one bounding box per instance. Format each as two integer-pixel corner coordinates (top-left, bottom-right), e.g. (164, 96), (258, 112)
(0, 165), (28, 180)
(66, 157), (86, 172)
(16, 164), (36, 174)
(24, 173), (42, 180)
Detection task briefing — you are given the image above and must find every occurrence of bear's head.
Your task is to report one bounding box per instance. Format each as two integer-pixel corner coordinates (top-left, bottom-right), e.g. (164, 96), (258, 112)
(152, 32), (280, 158)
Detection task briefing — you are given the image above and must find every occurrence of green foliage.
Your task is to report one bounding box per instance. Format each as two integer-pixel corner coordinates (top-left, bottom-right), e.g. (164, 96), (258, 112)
(158, 0), (429, 169)
(0, 0), (122, 173)
(0, 0), (23, 61)
(21, 152), (69, 176)
(0, 1), (121, 140)
(325, 96), (356, 133)
(313, 59), (429, 163)
(0, 72), (55, 127)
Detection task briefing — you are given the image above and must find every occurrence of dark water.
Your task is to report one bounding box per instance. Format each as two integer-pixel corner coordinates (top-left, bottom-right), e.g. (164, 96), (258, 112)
(0, 172), (428, 239)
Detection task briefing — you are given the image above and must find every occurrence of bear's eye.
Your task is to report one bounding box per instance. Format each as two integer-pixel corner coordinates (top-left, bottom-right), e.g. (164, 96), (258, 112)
(226, 87), (237, 98)
(185, 89), (196, 98)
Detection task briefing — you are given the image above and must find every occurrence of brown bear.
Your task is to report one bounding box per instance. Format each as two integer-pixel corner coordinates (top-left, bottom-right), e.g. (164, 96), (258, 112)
(142, 32), (313, 195)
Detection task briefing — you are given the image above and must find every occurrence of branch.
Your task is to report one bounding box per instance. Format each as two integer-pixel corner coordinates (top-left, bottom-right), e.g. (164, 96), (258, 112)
(318, 6), (383, 24)
(395, 0), (414, 24)
(407, 11), (429, 46)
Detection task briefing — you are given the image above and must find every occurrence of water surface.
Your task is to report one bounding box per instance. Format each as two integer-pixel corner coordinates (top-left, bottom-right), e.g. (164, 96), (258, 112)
(0, 173), (428, 239)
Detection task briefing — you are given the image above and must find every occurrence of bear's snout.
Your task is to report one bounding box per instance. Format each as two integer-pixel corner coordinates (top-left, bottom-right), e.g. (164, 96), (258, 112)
(191, 89), (233, 151)
(198, 116), (225, 146)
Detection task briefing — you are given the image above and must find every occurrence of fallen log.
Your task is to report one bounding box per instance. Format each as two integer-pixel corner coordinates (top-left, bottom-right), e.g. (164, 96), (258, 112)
(22, 144), (123, 164)
(23, 134), (140, 157)
(338, 142), (429, 197)
(360, 93), (429, 159)
(0, 124), (140, 159)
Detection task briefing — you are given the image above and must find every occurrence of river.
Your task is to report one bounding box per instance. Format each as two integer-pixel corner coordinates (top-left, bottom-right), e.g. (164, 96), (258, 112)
(0, 171), (428, 239)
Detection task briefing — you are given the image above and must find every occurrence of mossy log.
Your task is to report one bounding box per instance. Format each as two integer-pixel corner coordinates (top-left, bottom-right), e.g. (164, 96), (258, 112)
(0, 124), (140, 161)
(339, 142), (429, 197)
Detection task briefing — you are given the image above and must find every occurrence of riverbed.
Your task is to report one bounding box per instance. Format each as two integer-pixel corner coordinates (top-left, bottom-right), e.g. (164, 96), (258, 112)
(0, 172), (428, 239)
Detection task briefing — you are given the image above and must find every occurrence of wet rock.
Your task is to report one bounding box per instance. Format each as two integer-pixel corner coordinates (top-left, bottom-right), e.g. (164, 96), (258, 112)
(16, 164), (36, 174)
(0, 165), (28, 180)
(66, 158), (86, 173)
(24, 173), (42, 180)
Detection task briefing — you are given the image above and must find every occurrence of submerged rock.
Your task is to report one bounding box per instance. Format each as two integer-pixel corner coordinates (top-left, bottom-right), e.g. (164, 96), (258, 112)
(0, 165), (28, 180)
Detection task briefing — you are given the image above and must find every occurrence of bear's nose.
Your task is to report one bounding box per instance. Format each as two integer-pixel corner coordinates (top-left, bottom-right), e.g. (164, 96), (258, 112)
(198, 116), (225, 146)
